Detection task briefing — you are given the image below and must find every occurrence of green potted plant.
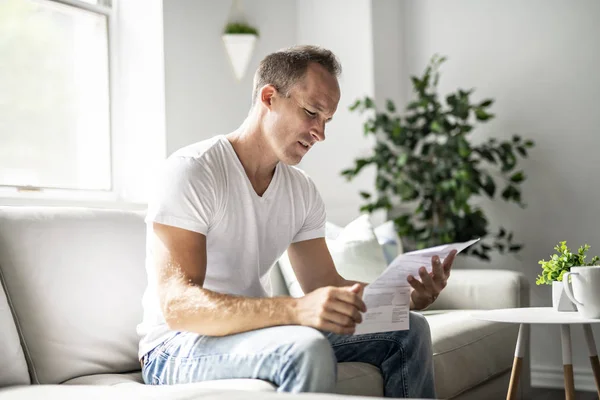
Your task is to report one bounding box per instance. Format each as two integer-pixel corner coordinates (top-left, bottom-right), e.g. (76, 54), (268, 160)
(222, 21), (259, 81)
(341, 55), (535, 261)
(536, 241), (600, 311)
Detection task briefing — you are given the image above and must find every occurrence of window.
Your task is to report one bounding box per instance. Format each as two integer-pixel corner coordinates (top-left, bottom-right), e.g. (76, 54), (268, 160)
(0, 0), (113, 193)
(0, 0), (166, 207)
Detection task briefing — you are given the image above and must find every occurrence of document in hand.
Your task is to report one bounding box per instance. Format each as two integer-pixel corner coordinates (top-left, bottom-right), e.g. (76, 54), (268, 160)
(354, 238), (480, 335)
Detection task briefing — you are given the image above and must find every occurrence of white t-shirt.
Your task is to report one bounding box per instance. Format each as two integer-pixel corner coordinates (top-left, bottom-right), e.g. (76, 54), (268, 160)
(137, 135), (326, 358)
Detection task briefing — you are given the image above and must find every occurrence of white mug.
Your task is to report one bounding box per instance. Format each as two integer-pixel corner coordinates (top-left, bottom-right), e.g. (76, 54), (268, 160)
(563, 266), (600, 319)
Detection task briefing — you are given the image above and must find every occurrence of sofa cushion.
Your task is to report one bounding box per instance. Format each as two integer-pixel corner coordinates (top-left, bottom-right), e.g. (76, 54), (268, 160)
(267, 260), (289, 297)
(424, 310), (518, 399)
(372, 220), (403, 264)
(0, 276), (30, 386)
(279, 215), (389, 297)
(0, 207), (147, 384)
(428, 269), (530, 311)
(61, 362), (383, 397)
(0, 385), (397, 400)
(64, 371), (277, 391)
(326, 219), (403, 264)
(335, 362), (383, 397)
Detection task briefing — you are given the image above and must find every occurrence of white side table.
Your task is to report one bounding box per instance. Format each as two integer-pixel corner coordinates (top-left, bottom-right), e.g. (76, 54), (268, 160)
(472, 307), (600, 400)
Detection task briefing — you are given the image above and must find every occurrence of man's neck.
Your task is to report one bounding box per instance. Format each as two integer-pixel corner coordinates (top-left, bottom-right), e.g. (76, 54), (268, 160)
(226, 117), (278, 187)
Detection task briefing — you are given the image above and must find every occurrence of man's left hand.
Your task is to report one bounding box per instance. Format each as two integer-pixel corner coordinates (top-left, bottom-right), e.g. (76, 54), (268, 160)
(407, 249), (458, 310)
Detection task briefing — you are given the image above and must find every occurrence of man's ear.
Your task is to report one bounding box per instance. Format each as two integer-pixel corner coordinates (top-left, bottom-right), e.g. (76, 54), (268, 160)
(260, 85), (278, 110)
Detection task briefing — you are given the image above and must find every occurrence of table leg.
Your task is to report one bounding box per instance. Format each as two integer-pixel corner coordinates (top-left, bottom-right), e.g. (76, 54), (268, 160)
(561, 324), (576, 400)
(583, 324), (600, 397)
(507, 324), (528, 400)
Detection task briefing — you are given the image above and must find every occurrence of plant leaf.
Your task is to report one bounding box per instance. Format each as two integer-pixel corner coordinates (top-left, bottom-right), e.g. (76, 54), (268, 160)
(348, 100), (361, 111)
(482, 175), (496, 197)
(430, 121), (442, 133)
(386, 100), (396, 113)
(397, 153), (408, 167)
(475, 109), (494, 121)
(510, 171), (525, 183)
(516, 146), (527, 157)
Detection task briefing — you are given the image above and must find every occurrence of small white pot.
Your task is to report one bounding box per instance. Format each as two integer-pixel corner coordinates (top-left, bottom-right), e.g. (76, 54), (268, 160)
(552, 281), (577, 312)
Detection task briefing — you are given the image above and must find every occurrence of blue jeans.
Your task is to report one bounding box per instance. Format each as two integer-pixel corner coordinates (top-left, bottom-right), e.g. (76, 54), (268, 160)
(141, 312), (435, 398)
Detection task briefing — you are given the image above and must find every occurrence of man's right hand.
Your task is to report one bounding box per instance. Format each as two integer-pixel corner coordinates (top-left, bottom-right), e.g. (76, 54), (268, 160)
(294, 284), (367, 335)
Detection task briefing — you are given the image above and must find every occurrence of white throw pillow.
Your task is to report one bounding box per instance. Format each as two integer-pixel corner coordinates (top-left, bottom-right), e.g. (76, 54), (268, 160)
(279, 214), (390, 298)
(329, 218), (403, 264)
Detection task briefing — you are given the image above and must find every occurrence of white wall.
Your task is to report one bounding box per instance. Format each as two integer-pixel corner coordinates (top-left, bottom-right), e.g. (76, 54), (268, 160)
(401, 0), (600, 390)
(114, 0), (166, 203)
(162, 0), (297, 154)
(371, 0), (404, 110)
(296, 0), (377, 226)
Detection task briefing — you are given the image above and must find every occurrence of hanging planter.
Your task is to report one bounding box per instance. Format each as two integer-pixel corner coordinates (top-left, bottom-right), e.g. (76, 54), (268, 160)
(222, 23), (258, 81)
(222, 1), (259, 81)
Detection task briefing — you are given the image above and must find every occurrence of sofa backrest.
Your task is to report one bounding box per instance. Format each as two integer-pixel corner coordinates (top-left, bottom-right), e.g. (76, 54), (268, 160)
(0, 207), (147, 384)
(268, 260), (290, 297)
(0, 274), (30, 387)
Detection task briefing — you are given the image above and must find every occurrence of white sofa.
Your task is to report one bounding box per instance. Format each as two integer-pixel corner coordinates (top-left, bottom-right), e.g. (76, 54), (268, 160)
(0, 207), (531, 399)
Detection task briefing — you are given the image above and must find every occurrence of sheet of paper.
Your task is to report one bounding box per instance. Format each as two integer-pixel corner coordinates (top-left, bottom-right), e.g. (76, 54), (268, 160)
(354, 238), (480, 335)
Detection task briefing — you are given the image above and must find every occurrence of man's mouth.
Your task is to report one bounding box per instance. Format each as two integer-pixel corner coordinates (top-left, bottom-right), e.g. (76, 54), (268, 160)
(298, 140), (311, 149)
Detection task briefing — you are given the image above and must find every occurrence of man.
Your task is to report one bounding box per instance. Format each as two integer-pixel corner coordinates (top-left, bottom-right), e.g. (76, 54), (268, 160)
(137, 45), (457, 398)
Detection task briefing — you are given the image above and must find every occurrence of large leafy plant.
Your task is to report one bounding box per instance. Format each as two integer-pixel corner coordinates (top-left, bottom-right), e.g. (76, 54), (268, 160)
(536, 241), (600, 285)
(342, 55), (535, 260)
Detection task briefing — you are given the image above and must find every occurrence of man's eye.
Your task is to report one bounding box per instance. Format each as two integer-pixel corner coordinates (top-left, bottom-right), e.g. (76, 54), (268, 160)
(304, 109), (317, 118)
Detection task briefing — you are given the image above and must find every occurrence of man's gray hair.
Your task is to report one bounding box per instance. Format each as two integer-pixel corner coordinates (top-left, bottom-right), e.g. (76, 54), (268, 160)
(252, 45), (342, 106)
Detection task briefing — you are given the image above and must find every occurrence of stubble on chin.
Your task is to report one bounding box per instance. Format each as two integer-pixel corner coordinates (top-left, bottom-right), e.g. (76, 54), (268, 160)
(282, 154), (302, 166)
(281, 150), (302, 166)
(274, 142), (301, 166)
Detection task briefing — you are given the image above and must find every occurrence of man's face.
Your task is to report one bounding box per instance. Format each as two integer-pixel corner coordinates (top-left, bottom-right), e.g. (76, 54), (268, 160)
(263, 63), (341, 165)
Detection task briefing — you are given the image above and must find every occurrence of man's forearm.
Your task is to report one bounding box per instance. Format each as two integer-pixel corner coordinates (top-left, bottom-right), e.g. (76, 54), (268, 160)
(162, 283), (298, 336)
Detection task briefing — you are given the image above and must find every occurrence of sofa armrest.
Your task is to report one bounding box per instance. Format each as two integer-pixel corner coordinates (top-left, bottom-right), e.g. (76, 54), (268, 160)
(426, 269), (530, 311)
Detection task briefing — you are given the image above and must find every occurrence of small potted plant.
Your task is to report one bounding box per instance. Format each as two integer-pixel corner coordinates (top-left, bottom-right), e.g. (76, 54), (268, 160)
(536, 241), (600, 311)
(222, 21), (259, 81)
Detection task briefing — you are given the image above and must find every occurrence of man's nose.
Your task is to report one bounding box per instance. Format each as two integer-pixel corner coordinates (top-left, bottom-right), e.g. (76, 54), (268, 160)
(310, 123), (326, 142)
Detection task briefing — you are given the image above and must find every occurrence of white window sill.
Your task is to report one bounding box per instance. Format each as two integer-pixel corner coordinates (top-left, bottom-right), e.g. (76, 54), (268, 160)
(0, 188), (147, 211)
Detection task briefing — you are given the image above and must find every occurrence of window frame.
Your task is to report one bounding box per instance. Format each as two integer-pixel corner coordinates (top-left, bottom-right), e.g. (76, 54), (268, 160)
(0, 0), (123, 205)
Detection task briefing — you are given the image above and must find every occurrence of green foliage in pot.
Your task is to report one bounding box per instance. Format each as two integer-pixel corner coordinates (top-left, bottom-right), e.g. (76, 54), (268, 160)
(341, 55), (535, 261)
(224, 22), (259, 36)
(536, 241), (600, 285)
